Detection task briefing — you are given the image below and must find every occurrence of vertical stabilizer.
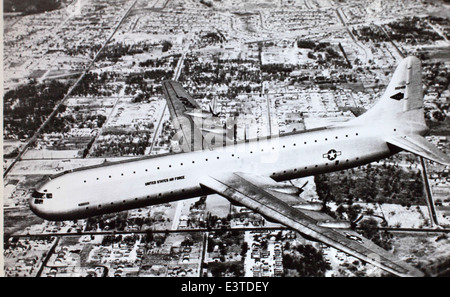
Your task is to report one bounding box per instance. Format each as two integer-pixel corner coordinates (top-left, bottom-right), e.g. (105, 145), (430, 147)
(350, 56), (425, 128)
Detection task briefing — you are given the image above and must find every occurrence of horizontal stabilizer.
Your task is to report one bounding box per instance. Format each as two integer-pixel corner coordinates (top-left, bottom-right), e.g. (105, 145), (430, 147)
(387, 135), (450, 166)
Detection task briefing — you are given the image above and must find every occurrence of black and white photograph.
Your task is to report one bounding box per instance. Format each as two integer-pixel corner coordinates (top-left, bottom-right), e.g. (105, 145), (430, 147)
(2, 0), (450, 282)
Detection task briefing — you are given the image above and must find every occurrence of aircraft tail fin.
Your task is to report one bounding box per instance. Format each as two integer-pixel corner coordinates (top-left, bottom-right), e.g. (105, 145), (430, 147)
(350, 56), (426, 130)
(348, 56), (450, 165)
(386, 135), (450, 166)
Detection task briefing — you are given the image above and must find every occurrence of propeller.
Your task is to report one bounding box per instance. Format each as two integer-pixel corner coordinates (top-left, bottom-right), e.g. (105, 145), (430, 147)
(288, 180), (309, 195)
(209, 104), (220, 117)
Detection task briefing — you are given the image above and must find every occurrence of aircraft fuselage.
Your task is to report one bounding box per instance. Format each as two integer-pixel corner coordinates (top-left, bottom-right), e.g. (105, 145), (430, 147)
(30, 123), (401, 221)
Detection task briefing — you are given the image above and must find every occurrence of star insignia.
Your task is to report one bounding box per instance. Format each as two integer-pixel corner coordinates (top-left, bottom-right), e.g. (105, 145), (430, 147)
(323, 149), (341, 161)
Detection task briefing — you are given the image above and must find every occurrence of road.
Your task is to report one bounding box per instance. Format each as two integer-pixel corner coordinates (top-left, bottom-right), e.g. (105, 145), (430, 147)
(199, 232), (208, 277)
(86, 86), (125, 157)
(335, 6), (371, 64)
(10, 225), (450, 239)
(426, 20), (449, 45)
(35, 237), (59, 277)
(377, 24), (405, 60)
(171, 200), (184, 230)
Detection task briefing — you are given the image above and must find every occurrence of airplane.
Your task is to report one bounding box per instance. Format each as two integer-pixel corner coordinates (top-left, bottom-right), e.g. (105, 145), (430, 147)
(29, 56), (450, 277)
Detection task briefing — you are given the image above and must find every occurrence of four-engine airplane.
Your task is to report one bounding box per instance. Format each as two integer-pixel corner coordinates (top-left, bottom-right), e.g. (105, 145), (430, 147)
(30, 56), (450, 277)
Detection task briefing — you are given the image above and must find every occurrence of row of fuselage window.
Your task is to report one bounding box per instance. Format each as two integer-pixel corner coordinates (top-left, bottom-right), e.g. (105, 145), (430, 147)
(81, 132), (364, 184)
(271, 156), (361, 177)
(81, 155), (364, 211)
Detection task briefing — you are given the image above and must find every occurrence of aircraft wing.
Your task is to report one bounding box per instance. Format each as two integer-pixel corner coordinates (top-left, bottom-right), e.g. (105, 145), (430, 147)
(200, 172), (424, 277)
(387, 135), (450, 166)
(162, 80), (212, 152)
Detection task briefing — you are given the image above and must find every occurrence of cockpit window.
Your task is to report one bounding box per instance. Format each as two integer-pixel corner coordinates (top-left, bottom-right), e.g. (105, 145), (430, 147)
(32, 190), (45, 198)
(32, 190), (52, 199)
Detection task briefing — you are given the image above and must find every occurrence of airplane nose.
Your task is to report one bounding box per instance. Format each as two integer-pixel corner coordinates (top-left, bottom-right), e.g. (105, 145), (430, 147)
(29, 193), (85, 221)
(29, 196), (58, 221)
(29, 197), (46, 219)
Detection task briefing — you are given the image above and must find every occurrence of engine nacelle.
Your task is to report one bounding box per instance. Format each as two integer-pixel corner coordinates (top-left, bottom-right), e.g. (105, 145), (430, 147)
(294, 202), (322, 211)
(317, 220), (351, 229)
(226, 198), (245, 208)
(262, 214), (280, 224)
(268, 186), (302, 195)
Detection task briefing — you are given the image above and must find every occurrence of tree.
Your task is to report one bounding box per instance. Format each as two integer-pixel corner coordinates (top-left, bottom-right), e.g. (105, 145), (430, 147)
(181, 237), (194, 247)
(240, 242), (248, 257)
(162, 41), (172, 52)
(283, 245), (330, 276)
(358, 218), (392, 250)
(432, 110), (445, 121)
